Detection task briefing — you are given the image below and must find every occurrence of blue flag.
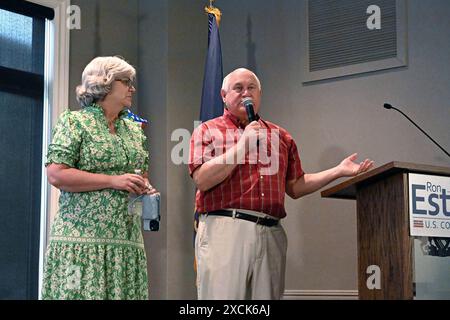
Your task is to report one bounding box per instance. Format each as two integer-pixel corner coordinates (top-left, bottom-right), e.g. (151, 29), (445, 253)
(194, 11), (224, 250)
(199, 13), (223, 122)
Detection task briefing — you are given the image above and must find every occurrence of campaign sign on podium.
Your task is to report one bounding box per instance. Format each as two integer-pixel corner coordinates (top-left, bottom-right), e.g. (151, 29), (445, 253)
(321, 162), (450, 299)
(409, 173), (450, 238)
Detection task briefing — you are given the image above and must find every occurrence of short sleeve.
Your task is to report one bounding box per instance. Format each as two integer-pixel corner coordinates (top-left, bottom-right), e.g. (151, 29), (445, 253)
(286, 136), (305, 181)
(188, 123), (212, 176)
(45, 110), (82, 168)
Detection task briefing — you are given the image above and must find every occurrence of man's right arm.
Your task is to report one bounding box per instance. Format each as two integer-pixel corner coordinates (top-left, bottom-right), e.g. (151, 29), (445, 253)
(192, 143), (241, 192)
(192, 121), (260, 192)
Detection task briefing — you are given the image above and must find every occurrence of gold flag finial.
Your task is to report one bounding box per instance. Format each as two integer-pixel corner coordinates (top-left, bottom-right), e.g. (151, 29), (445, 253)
(205, 0), (221, 26)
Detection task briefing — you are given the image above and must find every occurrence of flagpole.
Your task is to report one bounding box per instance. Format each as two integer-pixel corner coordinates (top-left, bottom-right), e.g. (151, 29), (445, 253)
(205, 0), (221, 26)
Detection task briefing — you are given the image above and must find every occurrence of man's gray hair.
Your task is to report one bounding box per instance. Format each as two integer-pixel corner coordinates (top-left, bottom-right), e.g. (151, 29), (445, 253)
(76, 56), (136, 108)
(221, 68), (262, 93)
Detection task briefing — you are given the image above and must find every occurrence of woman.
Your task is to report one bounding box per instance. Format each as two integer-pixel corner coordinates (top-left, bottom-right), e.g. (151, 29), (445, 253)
(42, 56), (157, 300)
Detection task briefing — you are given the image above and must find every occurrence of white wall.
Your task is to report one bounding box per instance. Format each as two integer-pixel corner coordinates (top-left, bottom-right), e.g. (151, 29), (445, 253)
(137, 0), (168, 300)
(69, 0), (139, 110)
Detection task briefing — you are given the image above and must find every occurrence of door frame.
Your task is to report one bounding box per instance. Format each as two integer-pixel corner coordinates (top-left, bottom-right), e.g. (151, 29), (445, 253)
(27, 0), (70, 299)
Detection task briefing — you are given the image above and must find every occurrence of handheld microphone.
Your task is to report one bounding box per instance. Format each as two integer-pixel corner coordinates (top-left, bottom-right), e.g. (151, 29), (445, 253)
(243, 97), (257, 122)
(383, 103), (450, 159)
(242, 97), (260, 147)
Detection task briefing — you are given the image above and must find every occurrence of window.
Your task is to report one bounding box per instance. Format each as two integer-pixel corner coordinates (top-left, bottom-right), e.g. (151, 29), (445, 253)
(0, 0), (69, 299)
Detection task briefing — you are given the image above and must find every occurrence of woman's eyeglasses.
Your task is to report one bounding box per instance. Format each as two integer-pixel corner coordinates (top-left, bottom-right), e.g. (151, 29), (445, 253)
(116, 78), (135, 88)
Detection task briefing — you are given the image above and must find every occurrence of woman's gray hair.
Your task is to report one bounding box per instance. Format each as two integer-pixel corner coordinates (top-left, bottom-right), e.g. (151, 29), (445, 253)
(76, 56), (136, 108)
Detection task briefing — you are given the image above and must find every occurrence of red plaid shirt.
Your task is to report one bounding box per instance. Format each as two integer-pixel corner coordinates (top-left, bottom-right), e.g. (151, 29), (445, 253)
(189, 108), (304, 219)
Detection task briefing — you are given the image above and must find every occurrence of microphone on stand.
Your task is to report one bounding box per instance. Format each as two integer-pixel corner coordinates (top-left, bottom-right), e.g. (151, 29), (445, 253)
(383, 103), (450, 159)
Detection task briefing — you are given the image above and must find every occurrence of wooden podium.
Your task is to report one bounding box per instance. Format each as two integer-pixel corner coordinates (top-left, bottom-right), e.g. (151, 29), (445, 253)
(321, 161), (450, 300)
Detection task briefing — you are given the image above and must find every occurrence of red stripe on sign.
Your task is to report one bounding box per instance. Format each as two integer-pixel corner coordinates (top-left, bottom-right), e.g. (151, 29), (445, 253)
(413, 220), (424, 227)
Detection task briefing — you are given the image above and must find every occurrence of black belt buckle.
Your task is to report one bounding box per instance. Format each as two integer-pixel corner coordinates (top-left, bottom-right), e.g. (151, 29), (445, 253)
(256, 216), (278, 227)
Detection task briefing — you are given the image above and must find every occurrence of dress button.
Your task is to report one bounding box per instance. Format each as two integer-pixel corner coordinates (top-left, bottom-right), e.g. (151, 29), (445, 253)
(261, 193), (265, 197)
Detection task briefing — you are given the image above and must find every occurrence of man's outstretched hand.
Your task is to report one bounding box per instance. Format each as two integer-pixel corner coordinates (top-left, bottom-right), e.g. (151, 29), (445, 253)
(338, 153), (374, 177)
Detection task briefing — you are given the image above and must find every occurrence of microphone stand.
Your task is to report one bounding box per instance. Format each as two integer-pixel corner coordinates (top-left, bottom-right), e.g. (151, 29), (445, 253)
(384, 103), (450, 159)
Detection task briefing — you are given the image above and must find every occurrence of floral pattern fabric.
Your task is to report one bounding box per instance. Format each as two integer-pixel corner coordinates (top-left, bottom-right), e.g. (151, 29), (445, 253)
(41, 104), (149, 300)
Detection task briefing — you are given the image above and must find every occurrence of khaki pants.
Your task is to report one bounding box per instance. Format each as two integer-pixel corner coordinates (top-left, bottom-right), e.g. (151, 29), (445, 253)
(195, 212), (288, 300)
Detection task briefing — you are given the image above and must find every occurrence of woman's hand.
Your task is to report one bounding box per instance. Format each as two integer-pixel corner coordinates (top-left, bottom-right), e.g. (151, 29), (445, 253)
(143, 178), (160, 196)
(110, 174), (147, 194)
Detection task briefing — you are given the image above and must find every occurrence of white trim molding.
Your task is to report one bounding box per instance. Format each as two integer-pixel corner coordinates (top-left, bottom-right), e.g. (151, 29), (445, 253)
(27, 0), (70, 299)
(283, 290), (359, 300)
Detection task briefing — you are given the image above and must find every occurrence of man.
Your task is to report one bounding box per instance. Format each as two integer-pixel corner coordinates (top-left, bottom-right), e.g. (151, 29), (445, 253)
(188, 68), (373, 300)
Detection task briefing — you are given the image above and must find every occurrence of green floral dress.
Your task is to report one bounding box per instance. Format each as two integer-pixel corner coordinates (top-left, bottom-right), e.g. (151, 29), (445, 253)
(41, 103), (149, 300)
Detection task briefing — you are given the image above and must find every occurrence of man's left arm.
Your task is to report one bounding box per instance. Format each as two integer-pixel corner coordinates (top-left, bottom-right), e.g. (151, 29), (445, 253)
(286, 153), (374, 199)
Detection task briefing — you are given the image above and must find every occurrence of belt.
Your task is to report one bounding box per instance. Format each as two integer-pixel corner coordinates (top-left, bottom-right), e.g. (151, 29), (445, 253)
(206, 210), (279, 227)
